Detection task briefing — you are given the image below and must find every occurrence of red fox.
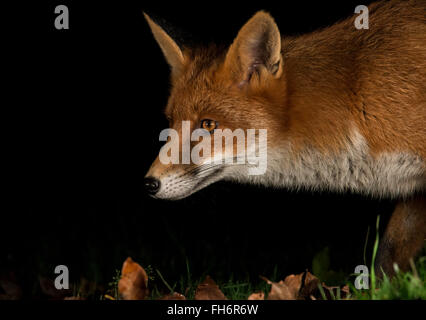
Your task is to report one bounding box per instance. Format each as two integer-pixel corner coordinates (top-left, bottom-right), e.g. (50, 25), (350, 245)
(143, 0), (426, 276)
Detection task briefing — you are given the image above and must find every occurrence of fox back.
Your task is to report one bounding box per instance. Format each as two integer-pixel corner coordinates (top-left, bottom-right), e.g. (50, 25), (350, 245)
(144, 0), (426, 200)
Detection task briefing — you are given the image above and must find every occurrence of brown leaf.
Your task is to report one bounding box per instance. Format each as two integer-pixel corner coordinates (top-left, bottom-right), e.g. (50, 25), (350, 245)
(0, 274), (23, 300)
(262, 271), (320, 300)
(64, 296), (86, 300)
(76, 277), (102, 297)
(118, 257), (149, 300)
(158, 292), (186, 300)
(194, 276), (227, 300)
(297, 271), (320, 299)
(247, 292), (265, 300)
(39, 277), (71, 299)
(262, 278), (295, 300)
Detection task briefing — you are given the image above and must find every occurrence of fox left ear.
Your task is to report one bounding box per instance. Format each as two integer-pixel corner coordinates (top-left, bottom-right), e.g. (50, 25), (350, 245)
(225, 11), (282, 86)
(144, 13), (185, 78)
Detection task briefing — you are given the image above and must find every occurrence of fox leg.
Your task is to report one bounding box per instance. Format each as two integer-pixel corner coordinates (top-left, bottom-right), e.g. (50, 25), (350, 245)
(375, 196), (426, 277)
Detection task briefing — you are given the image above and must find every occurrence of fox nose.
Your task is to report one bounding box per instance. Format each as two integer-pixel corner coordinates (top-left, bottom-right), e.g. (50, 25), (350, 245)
(144, 177), (161, 195)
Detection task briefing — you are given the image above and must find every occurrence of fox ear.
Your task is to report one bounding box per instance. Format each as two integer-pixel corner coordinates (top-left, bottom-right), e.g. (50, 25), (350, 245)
(225, 11), (282, 85)
(144, 13), (185, 77)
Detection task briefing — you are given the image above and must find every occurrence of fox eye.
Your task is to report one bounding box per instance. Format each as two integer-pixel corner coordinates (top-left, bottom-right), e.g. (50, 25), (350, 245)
(201, 119), (218, 132)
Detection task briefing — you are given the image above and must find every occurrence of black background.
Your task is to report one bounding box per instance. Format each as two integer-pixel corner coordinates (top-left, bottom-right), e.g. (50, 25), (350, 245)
(3, 0), (396, 298)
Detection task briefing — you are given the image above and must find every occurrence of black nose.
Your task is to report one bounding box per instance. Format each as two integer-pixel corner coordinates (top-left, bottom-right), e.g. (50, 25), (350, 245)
(144, 177), (161, 195)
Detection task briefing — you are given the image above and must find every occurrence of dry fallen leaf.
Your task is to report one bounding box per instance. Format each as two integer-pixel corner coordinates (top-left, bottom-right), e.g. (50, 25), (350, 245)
(75, 277), (103, 298)
(118, 257), (149, 300)
(261, 278), (295, 300)
(39, 276), (71, 299)
(194, 276), (227, 300)
(247, 292), (265, 300)
(298, 271), (320, 299)
(262, 271), (320, 300)
(158, 292), (186, 300)
(64, 296), (86, 300)
(0, 274), (23, 300)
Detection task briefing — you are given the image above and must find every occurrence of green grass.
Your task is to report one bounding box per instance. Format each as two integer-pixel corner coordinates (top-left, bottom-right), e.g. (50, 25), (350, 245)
(103, 259), (426, 300)
(98, 215), (426, 300)
(348, 255), (426, 300)
(348, 216), (426, 300)
(104, 253), (425, 300)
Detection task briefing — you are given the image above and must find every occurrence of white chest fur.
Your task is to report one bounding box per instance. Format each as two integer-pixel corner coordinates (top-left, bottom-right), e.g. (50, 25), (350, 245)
(240, 130), (425, 198)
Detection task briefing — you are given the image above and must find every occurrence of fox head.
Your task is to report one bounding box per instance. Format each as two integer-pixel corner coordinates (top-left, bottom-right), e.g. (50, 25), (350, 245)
(144, 12), (285, 200)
